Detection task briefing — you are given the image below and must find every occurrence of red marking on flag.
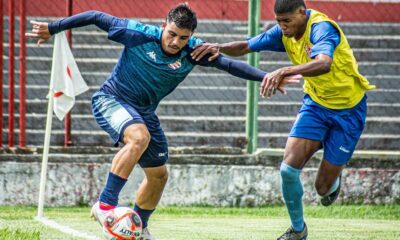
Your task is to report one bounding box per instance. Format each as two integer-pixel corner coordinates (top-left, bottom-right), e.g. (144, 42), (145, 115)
(54, 91), (64, 98)
(53, 66), (74, 98)
(66, 65), (72, 80)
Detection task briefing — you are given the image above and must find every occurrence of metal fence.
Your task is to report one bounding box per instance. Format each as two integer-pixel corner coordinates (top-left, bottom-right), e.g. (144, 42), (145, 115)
(1, 0), (400, 151)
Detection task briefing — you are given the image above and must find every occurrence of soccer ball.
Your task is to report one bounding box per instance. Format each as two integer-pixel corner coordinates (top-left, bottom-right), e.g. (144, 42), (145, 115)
(102, 207), (142, 240)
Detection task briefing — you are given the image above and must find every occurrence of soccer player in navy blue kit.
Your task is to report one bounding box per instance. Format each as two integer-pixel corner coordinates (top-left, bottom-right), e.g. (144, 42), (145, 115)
(27, 4), (301, 239)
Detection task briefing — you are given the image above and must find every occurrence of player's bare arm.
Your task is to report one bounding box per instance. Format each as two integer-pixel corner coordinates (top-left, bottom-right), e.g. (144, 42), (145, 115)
(195, 52), (302, 94)
(260, 54), (332, 98)
(191, 41), (251, 61)
(25, 21), (51, 46)
(193, 46), (302, 95)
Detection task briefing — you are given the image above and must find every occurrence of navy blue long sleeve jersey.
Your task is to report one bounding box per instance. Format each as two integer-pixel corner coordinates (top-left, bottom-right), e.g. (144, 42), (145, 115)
(49, 11), (267, 109)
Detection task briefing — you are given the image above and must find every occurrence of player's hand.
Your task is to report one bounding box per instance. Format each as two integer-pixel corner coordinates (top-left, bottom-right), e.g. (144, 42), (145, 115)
(276, 74), (302, 95)
(191, 43), (220, 62)
(260, 68), (285, 98)
(25, 20), (51, 46)
(260, 69), (300, 98)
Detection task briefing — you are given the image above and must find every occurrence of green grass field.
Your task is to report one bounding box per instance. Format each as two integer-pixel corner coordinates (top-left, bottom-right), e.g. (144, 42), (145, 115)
(0, 205), (399, 239)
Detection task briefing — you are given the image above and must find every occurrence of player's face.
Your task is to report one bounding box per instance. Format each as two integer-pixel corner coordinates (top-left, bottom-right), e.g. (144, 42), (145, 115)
(161, 21), (193, 55)
(275, 7), (307, 38)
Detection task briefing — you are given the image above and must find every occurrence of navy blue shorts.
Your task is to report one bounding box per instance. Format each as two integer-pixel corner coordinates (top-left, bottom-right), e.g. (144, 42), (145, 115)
(290, 94), (367, 166)
(92, 91), (168, 168)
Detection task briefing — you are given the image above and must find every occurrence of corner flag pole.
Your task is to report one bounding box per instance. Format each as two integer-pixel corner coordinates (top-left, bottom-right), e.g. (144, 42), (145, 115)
(37, 37), (58, 218)
(37, 93), (54, 218)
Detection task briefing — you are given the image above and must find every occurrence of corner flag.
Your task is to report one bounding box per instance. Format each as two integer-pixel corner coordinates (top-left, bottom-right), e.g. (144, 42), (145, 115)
(37, 32), (88, 218)
(50, 32), (88, 120)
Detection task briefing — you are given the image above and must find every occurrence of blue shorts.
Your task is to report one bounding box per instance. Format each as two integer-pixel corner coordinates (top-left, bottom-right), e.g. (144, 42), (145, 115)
(91, 91), (168, 168)
(290, 94), (367, 166)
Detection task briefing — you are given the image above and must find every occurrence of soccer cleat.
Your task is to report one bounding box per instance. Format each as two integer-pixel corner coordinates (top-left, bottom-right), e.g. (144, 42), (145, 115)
(277, 223), (308, 240)
(141, 227), (156, 240)
(90, 201), (114, 227)
(321, 174), (342, 207)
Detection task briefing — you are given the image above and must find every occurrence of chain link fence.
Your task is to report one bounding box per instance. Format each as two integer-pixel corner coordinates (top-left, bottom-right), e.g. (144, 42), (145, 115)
(2, 0), (400, 150)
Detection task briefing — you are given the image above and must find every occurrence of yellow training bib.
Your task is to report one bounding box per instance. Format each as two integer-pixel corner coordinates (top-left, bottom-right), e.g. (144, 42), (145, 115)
(282, 9), (375, 109)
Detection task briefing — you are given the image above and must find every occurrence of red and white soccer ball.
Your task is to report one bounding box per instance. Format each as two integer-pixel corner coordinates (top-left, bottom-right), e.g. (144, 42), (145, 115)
(102, 207), (143, 240)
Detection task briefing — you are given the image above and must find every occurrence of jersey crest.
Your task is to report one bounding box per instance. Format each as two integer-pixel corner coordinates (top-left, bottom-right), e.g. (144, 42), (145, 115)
(168, 59), (182, 70)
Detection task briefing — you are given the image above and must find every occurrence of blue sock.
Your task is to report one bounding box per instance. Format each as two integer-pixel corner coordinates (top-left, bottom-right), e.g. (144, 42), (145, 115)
(134, 203), (155, 229)
(99, 172), (127, 207)
(280, 162), (304, 232)
(324, 177), (340, 196)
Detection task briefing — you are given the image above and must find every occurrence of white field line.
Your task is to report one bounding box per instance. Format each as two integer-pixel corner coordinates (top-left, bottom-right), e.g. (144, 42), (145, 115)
(35, 216), (100, 240)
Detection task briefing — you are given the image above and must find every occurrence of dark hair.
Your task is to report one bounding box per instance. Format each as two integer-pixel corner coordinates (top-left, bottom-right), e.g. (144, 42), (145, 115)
(274, 0), (306, 14)
(166, 3), (197, 31)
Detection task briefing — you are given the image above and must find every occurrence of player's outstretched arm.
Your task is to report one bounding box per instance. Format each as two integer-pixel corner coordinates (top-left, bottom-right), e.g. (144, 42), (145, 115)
(26, 11), (120, 46)
(191, 25), (286, 62)
(192, 54), (301, 95)
(260, 54), (332, 98)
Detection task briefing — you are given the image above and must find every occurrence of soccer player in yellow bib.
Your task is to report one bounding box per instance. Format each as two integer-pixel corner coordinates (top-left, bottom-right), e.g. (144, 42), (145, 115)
(191, 0), (375, 239)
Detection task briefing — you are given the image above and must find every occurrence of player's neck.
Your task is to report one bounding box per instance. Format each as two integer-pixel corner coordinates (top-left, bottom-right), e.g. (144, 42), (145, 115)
(294, 11), (309, 40)
(294, 22), (308, 40)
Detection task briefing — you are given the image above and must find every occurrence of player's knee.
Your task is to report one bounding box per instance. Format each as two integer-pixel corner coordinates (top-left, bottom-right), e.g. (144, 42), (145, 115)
(126, 135), (151, 152)
(149, 168), (169, 184)
(159, 170), (169, 184)
(280, 162), (300, 182)
(124, 127), (151, 152)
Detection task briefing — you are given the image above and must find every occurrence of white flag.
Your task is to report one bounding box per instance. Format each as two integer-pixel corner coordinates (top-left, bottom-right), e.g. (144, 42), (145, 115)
(50, 32), (88, 120)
